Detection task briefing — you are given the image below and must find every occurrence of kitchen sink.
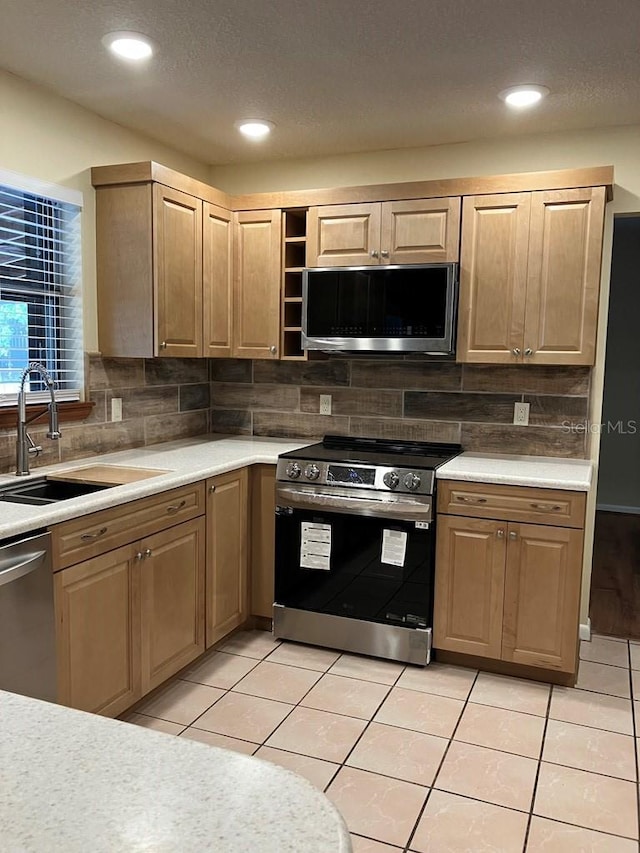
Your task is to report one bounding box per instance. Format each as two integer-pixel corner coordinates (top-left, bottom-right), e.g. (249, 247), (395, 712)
(0, 477), (113, 506)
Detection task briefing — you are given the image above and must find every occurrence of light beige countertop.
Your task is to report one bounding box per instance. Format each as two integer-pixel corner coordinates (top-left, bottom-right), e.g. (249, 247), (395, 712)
(0, 435), (307, 540)
(0, 690), (351, 853)
(437, 451), (593, 491)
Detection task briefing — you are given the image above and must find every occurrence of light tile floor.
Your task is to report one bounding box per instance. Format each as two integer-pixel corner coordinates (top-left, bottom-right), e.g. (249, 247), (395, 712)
(122, 631), (640, 852)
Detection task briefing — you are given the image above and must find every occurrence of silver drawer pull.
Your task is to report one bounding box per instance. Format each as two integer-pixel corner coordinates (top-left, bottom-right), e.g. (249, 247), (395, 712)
(530, 502), (561, 511)
(80, 527), (108, 541)
(166, 500), (187, 514)
(456, 496), (488, 504)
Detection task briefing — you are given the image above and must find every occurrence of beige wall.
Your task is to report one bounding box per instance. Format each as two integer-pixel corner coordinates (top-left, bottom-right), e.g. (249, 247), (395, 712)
(0, 70), (209, 352)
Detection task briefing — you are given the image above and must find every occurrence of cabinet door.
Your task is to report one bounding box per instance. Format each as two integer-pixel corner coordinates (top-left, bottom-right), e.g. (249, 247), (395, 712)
(203, 202), (233, 358)
(54, 545), (141, 717)
(524, 187), (606, 366)
(205, 468), (249, 647)
(233, 210), (282, 359)
(457, 193), (531, 363)
(502, 523), (583, 672)
(140, 518), (205, 692)
(307, 203), (381, 266)
(250, 464), (276, 619)
(381, 198), (461, 263)
(434, 515), (506, 658)
(153, 185), (203, 357)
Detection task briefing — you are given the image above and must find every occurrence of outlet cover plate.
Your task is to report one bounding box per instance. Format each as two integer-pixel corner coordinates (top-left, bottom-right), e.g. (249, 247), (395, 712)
(111, 397), (123, 422)
(319, 394), (332, 415)
(513, 402), (530, 426)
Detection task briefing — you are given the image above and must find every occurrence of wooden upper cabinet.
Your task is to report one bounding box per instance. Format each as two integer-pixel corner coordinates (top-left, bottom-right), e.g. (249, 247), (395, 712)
(307, 203), (381, 266)
(153, 185), (203, 358)
(307, 198), (460, 266)
(434, 515), (506, 659)
(203, 202), (233, 357)
(458, 186), (606, 366)
(381, 198), (461, 263)
(457, 193), (531, 363)
(524, 187), (606, 365)
(233, 209), (282, 359)
(502, 523), (582, 672)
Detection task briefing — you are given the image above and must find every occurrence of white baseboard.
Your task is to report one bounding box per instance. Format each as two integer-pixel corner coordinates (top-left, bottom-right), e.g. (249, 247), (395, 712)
(579, 619), (592, 641)
(597, 503), (640, 515)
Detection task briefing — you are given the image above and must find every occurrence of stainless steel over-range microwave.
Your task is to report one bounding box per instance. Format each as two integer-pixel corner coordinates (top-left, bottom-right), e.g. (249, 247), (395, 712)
(301, 263), (458, 354)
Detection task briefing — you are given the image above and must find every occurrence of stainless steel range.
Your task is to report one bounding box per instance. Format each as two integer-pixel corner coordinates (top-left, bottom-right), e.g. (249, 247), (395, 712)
(273, 435), (461, 665)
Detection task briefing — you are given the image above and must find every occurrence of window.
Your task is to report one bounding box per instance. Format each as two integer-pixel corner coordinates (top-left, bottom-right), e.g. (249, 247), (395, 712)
(0, 172), (83, 404)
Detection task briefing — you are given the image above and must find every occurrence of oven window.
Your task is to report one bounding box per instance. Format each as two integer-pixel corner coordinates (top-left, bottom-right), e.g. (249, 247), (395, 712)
(275, 508), (435, 628)
(305, 266), (449, 338)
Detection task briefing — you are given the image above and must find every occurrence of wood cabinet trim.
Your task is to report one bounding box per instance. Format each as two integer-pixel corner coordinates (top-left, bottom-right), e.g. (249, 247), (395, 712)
(91, 162), (232, 209)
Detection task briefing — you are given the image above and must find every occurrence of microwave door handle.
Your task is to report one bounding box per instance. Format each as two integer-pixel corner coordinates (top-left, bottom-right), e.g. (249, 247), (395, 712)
(276, 486), (432, 522)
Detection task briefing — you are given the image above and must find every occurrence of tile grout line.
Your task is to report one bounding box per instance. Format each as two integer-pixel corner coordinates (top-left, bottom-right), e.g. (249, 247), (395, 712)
(628, 640), (640, 843)
(522, 680), (554, 851)
(403, 668), (482, 853)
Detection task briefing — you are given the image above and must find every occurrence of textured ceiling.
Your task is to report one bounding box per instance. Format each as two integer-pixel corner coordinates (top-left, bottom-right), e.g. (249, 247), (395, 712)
(1, 0), (640, 165)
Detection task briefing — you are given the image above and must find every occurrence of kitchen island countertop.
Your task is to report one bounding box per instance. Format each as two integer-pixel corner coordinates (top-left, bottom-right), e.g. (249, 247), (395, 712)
(0, 690), (351, 853)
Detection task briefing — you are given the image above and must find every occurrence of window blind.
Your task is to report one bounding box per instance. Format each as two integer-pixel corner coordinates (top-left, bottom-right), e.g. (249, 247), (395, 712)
(0, 181), (83, 404)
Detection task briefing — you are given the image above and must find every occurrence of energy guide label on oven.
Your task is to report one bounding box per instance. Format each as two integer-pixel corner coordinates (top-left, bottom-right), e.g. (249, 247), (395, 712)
(300, 522), (332, 571)
(381, 529), (408, 567)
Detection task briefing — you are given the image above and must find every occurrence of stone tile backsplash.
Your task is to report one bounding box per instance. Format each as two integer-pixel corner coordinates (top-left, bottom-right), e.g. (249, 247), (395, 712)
(210, 358), (591, 458)
(0, 355), (211, 475)
(0, 354), (591, 474)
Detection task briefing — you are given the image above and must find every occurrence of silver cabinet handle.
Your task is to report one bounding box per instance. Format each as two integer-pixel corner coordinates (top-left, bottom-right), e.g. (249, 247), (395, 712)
(269, 345), (277, 355)
(160, 341), (167, 349)
(509, 531), (518, 540)
(497, 529), (505, 539)
(144, 548), (152, 558)
(166, 500), (186, 514)
(209, 484), (216, 494)
(80, 527), (108, 541)
(531, 502), (561, 511)
(380, 250), (389, 258)
(0, 551), (47, 587)
(512, 347), (521, 356)
(370, 250), (379, 258)
(455, 496), (488, 504)
(135, 551), (144, 561)
(524, 347), (533, 356)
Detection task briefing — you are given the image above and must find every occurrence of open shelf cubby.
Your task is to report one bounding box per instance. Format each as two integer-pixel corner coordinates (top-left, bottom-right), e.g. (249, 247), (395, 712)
(281, 209), (308, 360)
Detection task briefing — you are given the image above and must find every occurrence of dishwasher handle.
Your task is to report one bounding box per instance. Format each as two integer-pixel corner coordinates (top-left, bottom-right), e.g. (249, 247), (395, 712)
(0, 550), (48, 587)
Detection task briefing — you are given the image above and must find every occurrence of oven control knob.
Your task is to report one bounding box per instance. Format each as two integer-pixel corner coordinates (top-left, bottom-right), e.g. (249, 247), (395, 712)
(304, 463), (320, 480)
(286, 462), (302, 479)
(404, 472), (421, 491)
(383, 471), (400, 489)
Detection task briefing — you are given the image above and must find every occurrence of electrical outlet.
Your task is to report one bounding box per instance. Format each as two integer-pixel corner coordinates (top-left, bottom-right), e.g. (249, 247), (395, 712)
(319, 394), (332, 415)
(111, 397), (123, 422)
(513, 402), (530, 426)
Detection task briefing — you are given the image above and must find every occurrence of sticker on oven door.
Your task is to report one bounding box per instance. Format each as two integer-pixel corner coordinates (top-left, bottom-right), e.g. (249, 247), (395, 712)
(381, 529), (408, 567)
(300, 522), (332, 570)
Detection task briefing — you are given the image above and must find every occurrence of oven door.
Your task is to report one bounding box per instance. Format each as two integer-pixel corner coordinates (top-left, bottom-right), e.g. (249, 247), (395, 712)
(274, 485), (435, 631)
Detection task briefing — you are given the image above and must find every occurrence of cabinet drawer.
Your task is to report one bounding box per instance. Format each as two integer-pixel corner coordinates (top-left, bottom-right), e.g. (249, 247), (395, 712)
(51, 482), (206, 569)
(437, 480), (585, 529)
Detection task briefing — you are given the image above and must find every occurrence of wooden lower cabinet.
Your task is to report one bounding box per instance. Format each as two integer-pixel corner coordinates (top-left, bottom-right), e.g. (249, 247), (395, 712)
(140, 518), (206, 692)
(54, 544), (141, 717)
(250, 464), (276, 619)
(434, 515), (584, 673)
(434, 516), (506, 659)
(205, 468), (249, 647)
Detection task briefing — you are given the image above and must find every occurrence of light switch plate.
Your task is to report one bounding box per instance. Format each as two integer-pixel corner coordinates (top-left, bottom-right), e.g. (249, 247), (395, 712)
(513, 402), (530, 426)
(319, 394), (332, 415)
(111, 397), (123, 422)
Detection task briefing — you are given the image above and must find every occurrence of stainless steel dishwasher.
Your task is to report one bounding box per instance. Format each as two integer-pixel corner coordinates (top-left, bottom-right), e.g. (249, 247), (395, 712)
(0, 531), (56, 701)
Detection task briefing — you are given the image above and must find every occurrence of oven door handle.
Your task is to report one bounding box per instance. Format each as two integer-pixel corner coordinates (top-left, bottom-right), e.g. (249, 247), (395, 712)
(276, 485), (432, 522)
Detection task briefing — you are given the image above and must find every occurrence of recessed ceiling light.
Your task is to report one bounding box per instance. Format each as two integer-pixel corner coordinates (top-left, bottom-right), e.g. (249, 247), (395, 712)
(102, 31), (154, 61)
(499, 84), (550, 108)
(235, 120), (274, 140)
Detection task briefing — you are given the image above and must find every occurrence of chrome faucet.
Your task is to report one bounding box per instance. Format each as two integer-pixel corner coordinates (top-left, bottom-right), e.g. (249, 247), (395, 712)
(16, 362), (61, 476)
